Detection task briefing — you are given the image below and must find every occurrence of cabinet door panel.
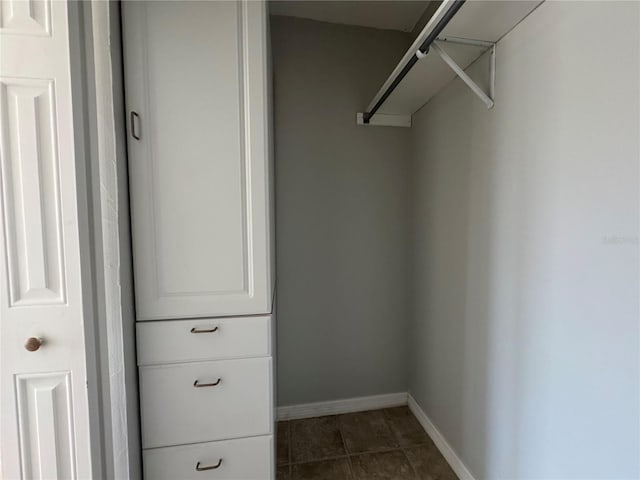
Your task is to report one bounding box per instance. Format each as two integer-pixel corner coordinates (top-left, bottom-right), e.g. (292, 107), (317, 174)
(123, 1), (272, 320)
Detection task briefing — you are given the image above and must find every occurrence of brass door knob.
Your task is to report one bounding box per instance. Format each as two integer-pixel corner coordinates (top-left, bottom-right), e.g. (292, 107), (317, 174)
(25, 337), (43, 352)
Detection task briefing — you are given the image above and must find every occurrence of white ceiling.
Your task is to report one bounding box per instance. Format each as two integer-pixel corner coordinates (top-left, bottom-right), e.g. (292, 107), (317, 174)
(269, 1), (431, 32)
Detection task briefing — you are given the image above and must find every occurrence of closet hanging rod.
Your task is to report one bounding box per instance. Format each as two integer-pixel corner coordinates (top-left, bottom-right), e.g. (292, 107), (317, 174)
(362, 0), (466, 124)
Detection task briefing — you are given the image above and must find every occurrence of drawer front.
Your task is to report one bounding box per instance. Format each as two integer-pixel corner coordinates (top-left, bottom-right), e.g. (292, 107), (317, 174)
(140, 358), (272, 448)
(137, 315), (271, 366)
(143, 435), (274, 480)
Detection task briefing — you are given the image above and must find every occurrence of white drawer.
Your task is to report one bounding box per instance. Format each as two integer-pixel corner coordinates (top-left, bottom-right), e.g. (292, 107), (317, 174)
(140, 358), (272, 448)
(137, 315), (271, 366)
(143, 435), (274, 480)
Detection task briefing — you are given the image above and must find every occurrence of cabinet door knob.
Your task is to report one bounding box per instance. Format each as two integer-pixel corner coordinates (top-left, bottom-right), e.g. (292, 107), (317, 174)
(25, 337), (43, 352)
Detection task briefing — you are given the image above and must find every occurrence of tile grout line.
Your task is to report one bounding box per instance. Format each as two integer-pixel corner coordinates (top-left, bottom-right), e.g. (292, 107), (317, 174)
(402, 448), (421, 480)
(384, 411), (423, 479)
(337, 414), (358, 480)
(278, 408), (444, 479)
(283, 443), (435, 467)
(381, 407), (403, 449)
(275, 420), (292, 478)
(382, 407), (421, 480)
(287, 421), (292, 478)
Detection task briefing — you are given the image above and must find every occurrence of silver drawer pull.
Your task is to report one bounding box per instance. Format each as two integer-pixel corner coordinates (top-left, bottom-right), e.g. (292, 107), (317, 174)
(190, 326), (219, 334)
(193, 378), (221, 388)
(130, 111), (141, 140)
(195, 459), (222, 471)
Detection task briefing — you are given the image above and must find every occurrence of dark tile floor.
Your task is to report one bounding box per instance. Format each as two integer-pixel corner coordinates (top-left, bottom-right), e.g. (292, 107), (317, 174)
(277, 407), (458, 480)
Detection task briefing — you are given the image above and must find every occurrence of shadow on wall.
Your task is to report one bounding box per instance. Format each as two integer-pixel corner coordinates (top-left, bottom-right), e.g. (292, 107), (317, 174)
(409, 1), (639, 478)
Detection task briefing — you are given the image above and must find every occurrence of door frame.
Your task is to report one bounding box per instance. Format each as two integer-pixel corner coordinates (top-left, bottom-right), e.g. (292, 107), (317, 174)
(74, 1), (141, 479)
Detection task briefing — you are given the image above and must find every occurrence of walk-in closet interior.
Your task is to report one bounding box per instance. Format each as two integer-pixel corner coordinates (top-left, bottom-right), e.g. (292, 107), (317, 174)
(113, 0), (638, 478)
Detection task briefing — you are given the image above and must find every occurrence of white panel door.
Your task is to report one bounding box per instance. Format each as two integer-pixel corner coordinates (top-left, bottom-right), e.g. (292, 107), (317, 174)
(0, 0), (93, 478)
(123, 0), (273, 320)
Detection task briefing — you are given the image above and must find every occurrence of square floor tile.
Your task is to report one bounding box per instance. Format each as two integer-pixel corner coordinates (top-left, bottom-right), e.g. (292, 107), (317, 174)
(404, 445), (458, 480)
(383, 407), (430, 446)
(290, 416), (346, 463)
(291, 458), (352, 480)
(350, 450), (417, 480)
(278, 421), (290, 466)
(339, 410), (399, 454)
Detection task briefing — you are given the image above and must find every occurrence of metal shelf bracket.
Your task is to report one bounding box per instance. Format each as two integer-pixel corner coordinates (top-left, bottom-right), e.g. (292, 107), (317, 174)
(430, 36), (496, 109)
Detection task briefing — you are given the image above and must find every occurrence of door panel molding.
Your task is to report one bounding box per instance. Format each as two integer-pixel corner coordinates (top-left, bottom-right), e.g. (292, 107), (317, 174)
(0, 0), (51, 36)
(123, 0), (272, 320)
(15, 372), (76, 479)
(0, 0), (94, 478)
(0, 77), (66, 307)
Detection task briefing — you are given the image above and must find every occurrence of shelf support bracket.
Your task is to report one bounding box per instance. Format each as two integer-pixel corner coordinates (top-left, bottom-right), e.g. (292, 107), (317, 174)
(431, 38), (496, 109)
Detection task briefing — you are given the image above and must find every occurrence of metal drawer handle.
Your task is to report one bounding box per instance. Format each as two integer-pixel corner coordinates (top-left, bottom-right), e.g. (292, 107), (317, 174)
(193, 378), (221, 388)
(190, 326), (219, 334)
(130, 111), (140, 140)
(195, 459), (222, 471)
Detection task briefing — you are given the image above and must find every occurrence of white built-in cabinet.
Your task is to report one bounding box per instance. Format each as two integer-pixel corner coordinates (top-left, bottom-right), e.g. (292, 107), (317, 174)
(122, 1), (275, 478)
(124, 0), (273, 321)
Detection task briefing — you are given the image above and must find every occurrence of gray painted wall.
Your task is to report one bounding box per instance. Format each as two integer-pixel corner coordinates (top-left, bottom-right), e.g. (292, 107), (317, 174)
(408, 1), (639, 477)
(271, 16), (412, 406)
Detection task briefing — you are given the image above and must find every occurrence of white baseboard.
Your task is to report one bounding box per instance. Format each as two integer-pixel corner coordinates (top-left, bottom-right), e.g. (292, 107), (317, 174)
(276, 391), (476, 480)
(276, 392), (408, 421)
(408, 394), (476, 480)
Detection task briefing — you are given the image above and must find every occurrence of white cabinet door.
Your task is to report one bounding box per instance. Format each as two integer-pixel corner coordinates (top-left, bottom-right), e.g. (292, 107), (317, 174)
(0, 1), (94, 477)
(122, 1), (273, 320)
